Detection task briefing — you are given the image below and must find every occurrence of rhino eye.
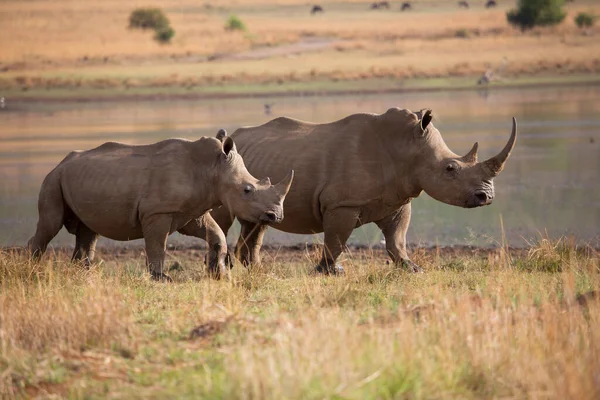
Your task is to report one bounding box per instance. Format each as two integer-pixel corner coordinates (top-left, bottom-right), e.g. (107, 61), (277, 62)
(244, 185), (255, 194)
(446, 162), (459, 174)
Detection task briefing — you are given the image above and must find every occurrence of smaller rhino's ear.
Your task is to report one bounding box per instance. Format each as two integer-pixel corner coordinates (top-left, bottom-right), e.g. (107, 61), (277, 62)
(216, 128), (227, 142)
(222, 136), (236, 156)
(420, 109), (433, 132)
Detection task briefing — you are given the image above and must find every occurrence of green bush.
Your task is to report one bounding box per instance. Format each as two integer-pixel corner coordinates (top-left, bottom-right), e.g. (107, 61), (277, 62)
(129, 8), (170, 30)
(574, 12), (596, 28)
(225, 15), (246, 31)
(507, 0), (566, 31)
(154, 26), (175, 43)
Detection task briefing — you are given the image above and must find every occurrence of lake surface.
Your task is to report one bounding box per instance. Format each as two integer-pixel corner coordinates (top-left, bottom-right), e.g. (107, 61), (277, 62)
(1, 85), (599, 249)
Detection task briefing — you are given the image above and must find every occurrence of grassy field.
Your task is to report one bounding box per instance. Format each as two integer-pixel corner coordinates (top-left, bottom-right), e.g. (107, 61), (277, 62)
(1, 240), (599, 399)
(1, 0), (599, 98)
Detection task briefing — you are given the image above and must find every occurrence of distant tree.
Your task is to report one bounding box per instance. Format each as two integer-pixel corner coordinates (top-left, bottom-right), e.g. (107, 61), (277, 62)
(507, 0), (566, 31)
(129, 8), (175, 45)
(129, 8), (170, 30)
(154, 26), (175, 44)
(574, 12), (596, 28)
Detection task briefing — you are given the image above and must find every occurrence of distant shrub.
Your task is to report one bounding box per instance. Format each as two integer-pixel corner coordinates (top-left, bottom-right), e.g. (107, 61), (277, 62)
(154, 25), (175, 43)
(129, 8), (175, 45)
(226, 15), (246, 31)
(129, 8), (170, 30)
(507, 0), (566, 31)
(574, 12), (596, 28)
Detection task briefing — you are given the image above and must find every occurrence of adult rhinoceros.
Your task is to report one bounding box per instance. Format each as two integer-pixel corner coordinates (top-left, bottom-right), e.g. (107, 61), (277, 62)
(27, 134), (294, 280)
(209, 108), (517, 274)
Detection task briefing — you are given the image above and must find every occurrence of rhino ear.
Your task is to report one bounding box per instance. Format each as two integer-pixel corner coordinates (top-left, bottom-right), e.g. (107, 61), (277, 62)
(222, 136), (236, 156)
(216, 129), (227, 142)
(420, 109), (433, 132)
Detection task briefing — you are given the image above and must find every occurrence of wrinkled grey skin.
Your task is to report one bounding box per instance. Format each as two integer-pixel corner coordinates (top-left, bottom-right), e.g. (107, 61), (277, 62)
(27, 134), (294, 281)
(208, 108), (517, 274)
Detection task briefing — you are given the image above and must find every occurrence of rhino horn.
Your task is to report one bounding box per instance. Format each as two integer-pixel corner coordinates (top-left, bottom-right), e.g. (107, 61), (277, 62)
(275, 170), (295, 196)
(258, 177), (272, 186)
(461, 142), (478, 163)
(483, 117), (517, 176)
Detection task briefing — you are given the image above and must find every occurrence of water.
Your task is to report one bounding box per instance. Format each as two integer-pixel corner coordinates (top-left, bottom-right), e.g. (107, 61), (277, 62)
(1, 85), (599, 249)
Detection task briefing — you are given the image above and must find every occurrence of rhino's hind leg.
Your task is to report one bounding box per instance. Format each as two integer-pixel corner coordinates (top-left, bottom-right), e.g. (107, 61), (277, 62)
(179, 213), (228, 279)
(142, 215), (173, 282)
(27, 176), (66, 260)
(71, 223), (99, 267)
(375, 203), (424, 273)
(234, 220), (268, 268)
(316, 208), (360, 275)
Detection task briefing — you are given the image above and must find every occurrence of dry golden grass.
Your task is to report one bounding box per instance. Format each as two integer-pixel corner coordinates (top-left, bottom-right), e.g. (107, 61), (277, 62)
(0, 241), (599, 398)
(0, 0), (599, 93)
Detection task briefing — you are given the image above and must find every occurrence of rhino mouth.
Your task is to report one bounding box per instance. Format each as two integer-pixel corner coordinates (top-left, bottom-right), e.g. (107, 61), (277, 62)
(259, 210), (283, 224)
(465, 190), (494, 208)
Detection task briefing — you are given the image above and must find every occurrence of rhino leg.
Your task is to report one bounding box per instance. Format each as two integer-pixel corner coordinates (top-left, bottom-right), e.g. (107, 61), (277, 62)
(210, 205), (236, 268)
(316, 208), (360, 275)
(27, 175), (65, 260)
(179, 213), (228, 279)
(234, 220), (268, 268)
(142, 215), (173, 282)
(71, 222), (99, 267)
(375, 203), (424, 273)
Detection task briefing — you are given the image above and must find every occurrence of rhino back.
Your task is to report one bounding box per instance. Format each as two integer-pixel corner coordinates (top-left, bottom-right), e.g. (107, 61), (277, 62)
(57, 138), (217, 240)
(231, 114), (393, 233)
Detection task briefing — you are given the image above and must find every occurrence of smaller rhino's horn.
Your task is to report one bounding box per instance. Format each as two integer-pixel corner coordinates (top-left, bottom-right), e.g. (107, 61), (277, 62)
(275, 170), (295, 197)
(461, 142), (478, 163)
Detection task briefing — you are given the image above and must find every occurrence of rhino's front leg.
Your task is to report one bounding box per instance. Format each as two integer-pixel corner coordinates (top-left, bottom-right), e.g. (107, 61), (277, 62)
(235, 220), (268, 268)
(210, 205), (237, 268)
(142, 214), (173, 282)
(375, 203), (424, 273)
(316, 207), (360, 275)
(179, 213), (228, 279)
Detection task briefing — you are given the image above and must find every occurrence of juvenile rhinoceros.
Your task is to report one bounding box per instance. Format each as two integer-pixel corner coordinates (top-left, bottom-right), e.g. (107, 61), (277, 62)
(27, 134), (294, 280)
(207, 108), (516, 274)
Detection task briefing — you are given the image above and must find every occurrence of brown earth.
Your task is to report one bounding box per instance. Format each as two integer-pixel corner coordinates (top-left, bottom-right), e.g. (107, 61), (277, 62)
(1, 0), (599, 95)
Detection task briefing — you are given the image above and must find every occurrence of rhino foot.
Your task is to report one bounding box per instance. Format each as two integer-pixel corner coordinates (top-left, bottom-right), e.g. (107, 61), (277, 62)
(401, 259), (424, 273)
(315, 264), (345, 275)
(204, 251), (235, 269)
(150, 270), (174, 282)
(207, 263), (229, 280)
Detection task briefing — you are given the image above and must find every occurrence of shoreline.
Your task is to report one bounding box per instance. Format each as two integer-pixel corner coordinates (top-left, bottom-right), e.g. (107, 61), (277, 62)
(4, 73), (600, 104)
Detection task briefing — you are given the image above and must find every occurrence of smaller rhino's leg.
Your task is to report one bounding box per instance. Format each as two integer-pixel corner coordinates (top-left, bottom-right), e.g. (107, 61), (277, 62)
(179, 213), (228, 279)
(317, 208), (360, 275)
(375, 203), (423, 273)
(210, 205), (236, 267)
(142, 214), (172, 282)
(234, 220), (268, 268)
(71, 223), (99, 266)
(27, 180), (65, 260)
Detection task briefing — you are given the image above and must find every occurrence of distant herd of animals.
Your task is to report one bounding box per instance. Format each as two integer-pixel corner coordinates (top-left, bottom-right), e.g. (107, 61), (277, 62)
(311, 0), (500, 14)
